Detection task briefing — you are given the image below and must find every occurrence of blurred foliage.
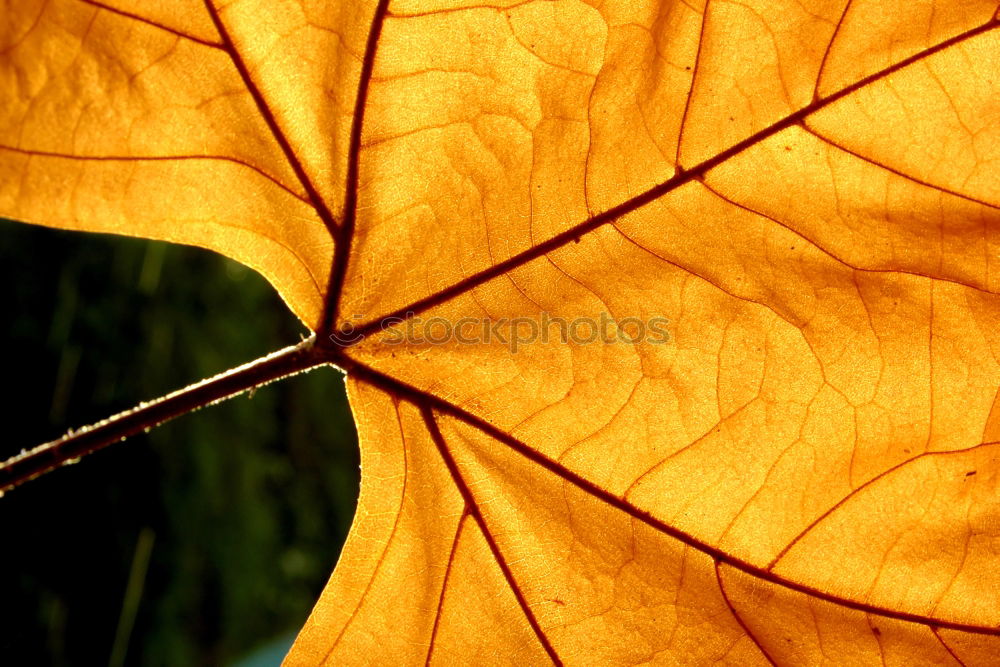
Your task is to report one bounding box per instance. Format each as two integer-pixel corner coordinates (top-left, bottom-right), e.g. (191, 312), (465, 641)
(0, 220), (359, 666)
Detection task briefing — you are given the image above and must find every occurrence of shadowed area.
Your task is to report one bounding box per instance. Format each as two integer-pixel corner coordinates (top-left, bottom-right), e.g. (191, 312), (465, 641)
(0, 220), (359, 666)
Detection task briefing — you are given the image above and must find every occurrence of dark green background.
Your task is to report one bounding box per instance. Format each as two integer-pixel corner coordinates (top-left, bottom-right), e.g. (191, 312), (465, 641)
(0, 220), (360, 666)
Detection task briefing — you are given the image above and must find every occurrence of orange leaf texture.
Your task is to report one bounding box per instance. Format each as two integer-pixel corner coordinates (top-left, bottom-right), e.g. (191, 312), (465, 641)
(3, 0), (1000, 664)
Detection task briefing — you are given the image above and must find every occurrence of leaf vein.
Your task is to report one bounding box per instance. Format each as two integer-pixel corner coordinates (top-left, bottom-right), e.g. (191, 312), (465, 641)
(338, 354), (1000, 637)
(348, 19), (999, 342)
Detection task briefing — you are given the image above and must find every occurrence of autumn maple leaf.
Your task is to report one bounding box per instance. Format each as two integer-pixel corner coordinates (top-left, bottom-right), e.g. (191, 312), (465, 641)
(3, 0), (1000, 664)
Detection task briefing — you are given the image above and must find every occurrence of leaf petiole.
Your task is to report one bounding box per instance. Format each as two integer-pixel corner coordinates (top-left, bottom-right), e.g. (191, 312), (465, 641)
(0, 336), (334, 495)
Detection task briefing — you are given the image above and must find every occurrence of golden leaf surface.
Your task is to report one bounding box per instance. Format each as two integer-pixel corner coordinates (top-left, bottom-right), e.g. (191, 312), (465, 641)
(3, 0), (1000, 664)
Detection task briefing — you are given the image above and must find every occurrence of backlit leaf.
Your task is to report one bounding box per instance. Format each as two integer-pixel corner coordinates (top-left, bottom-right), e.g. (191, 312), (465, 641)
(3, 0), (999, 664)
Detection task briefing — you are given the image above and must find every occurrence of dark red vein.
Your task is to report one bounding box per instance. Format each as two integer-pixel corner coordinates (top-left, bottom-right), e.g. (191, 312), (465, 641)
(0, 144), (310, 205)
(866, 614), (889, 667)
(932, 627), (968, 667)
(714, 561), (777, 666)
(330, 352), (1000, 638)
(0, 145), (327, 295)
(344, 18), (998, 343)
(673, 0), (710, 169)
(801, 122), (1000, 211)
(386, 1), (533, 20)
(420, 405), (563, 666)
(79, 0), (224, 49)
(201, 0), (340, 237)
(811, 0), (853, 102)
(425, 511), (467, 667)
(698, 179), (1000, 299)
(768, 439), (1000, 571)
(319, 0), (393, 337)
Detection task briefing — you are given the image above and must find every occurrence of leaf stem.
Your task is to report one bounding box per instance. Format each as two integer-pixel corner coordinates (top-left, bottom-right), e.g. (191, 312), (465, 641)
(0, 336), (330, 495)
